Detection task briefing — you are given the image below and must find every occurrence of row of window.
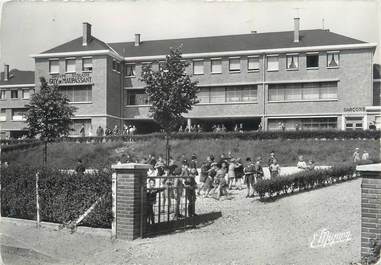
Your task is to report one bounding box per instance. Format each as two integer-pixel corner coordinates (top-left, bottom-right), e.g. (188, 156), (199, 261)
(268, 118), (337, 131)
(0, 89), (30, 100)
(123, 82), (337, 106)
(268, 82), (338, 102)
(48, 51), (339, 76)
(49, 58), (93, 74)
(123, 52), (340, 77)
(0, 109), (27, 121)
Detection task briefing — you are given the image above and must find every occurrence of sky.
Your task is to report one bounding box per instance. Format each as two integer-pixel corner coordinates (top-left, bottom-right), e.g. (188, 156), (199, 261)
(0, 0), (380, 71)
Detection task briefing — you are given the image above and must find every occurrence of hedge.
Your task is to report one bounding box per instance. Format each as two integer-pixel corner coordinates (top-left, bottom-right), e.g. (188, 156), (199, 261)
(2, 129), (380, 150)
(1, 166), (112, 228)
(254, 163), (358, 199)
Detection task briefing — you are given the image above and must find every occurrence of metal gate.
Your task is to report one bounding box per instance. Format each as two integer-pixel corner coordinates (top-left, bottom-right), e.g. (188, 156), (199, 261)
(143, 176), (196, 237)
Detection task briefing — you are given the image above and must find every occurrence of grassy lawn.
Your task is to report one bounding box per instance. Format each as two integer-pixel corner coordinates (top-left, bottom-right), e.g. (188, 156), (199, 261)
(3, 138), (380, 169)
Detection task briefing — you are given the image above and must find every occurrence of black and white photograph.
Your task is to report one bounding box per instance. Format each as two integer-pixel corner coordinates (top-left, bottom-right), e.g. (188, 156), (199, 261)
(0, 0), (380, 264)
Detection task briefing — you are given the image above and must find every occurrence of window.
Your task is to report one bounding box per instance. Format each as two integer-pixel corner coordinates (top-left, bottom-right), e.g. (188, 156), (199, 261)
(285, 83), (302, 100)
(22, 89), (30, 99)
(49, 60), (59, 74)
(210, 87), (226, 103)
(267, 56), (279, 71)
(112, 60), (121, 72)
(59, 85), (92, 102)
(320, 82), (338, 99)
(193, 60), (204, 75)
(198, 85), (257, 104)
(248, 57), (260, 71)
(211, 59), (222, 74)
(82, 58), (93, 72)
(286, 54), (299, 70)
(0, 109), (6, 121)
(12, 109), (27, 121)
(306, 53), (319, 68)
(11, 90), (18, 99)
(345, 117), (363, 131)
(229, 58), (241, 72)
(327, 52), (340, 68)
(0, 90), (5, 100)
(268, 85), (284, 101)
(302, 83), (320, 100)
(124, 90), (150, 105)
(197, 88), (210, 103)
(226, 86), (257, 102)
(65, 58), (76, 73)
(268, 82), (338, 102)
(125, 64), (136, 77)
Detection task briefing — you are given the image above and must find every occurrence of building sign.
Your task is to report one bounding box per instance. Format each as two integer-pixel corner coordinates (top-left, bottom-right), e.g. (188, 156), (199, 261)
(48, 73), (92, 85)
(344, 107), (365, 112)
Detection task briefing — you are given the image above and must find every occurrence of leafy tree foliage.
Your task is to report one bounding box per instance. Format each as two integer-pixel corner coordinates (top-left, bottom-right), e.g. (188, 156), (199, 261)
(25, 77), (76, 141)
(141, 47), (199, 163)
(141, 47), (199, 134)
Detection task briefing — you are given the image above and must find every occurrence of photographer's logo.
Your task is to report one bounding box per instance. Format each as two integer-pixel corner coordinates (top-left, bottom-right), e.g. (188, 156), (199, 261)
(310, 228), (352, 248)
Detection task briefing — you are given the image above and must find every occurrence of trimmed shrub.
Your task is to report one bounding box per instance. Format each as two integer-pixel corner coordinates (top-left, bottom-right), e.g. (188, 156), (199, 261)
(254, 163), (357, 199)
(1, 165), (112, 228)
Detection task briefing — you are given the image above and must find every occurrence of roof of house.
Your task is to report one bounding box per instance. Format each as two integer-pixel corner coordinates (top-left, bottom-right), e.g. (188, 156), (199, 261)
(109, 30), (366, 57)
(42, 36), (112, 54)
(0, 69), (35, 86)
(40, 29), (367, 58)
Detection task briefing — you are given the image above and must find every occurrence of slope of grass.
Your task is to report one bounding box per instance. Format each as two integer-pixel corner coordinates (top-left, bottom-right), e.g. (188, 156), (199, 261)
(3, 138), (380, 169)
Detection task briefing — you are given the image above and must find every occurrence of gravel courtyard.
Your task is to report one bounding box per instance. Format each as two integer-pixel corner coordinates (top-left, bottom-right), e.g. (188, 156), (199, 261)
(0, 178), (361, 265)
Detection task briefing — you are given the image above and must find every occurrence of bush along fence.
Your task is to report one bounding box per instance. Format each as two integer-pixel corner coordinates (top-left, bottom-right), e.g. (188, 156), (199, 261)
(254, 163), (358, 199)
(1, 165), (112, 229)
(1, 129), (380, 152)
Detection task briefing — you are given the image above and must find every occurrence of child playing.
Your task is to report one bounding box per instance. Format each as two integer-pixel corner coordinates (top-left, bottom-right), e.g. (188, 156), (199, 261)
(227, 158), (236, 190)
(269, 158), (281, 178)
(244, 157), (255, 198)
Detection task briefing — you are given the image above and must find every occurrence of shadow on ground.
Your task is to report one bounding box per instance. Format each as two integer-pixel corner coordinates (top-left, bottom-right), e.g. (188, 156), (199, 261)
(143, 211), (222, 238)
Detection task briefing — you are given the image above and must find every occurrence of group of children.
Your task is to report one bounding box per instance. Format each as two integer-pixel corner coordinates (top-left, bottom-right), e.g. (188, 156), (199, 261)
(144, 151), (324, 224)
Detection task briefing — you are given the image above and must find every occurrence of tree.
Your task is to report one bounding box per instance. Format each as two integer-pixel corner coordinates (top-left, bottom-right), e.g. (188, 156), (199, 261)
(25, 77), (76, 166)
(141, 47), (199, 165)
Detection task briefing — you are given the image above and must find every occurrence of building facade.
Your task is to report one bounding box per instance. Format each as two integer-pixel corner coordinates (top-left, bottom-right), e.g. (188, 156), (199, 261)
(2, 20), (379, 137)
(0, 65), (35, 138)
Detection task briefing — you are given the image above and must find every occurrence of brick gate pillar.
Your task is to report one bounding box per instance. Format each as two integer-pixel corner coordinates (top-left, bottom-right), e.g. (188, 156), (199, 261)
(111, 163), (149, 240)
(357, 163), (381, 259)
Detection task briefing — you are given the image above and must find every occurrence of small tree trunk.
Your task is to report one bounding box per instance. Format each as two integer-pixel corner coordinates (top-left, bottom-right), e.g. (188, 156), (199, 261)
(43, 141), (47, 167)
(165, 133), (170, 166)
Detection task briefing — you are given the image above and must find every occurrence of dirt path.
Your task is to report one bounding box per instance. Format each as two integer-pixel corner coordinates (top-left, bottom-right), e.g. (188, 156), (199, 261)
(0, 179), (361, 265)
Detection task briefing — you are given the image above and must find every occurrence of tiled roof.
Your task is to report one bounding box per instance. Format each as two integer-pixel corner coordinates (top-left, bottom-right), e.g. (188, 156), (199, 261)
(0, 69), (35, 86)
(108, 29), (366, 57)
(41, 29), (367, 58)
(42, 36), (112, 54)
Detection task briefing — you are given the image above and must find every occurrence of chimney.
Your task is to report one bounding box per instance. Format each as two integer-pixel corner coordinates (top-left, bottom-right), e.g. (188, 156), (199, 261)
(82, 22), (92, 46)
(294, 17), (300, 43)
(3, 64), (9, 81)
(134, 34), (141, 47)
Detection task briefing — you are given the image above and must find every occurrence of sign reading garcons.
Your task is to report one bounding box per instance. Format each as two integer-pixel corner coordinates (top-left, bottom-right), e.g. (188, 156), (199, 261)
(48, 73), (92, 85)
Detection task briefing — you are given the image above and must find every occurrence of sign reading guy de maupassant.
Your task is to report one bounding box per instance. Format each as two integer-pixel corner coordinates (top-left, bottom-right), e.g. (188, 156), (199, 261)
(48, 72), (92, 85)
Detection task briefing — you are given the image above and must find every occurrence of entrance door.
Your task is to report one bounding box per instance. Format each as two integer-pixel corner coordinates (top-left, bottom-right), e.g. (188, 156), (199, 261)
(345, 116), (363, 131)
